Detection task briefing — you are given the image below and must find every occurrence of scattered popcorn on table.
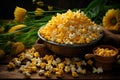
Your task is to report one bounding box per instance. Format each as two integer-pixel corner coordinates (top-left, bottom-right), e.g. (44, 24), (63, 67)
(25, 52), (33, 60)
(56, 71), (62, 78)
(64, 66), (71, 73)
(7, 46), (105, 78)
(92, 67), (103, 74)
(70, 64), (76, 72)
(7, 62), (16, 69)
(64, 58), (71, 65)
(39, 69), (45, 75)
(87, 59), (94, 66)
(80, 69), (87, 74)
(44, 71), (51, 77)
(56, 57), (61, 63)
(75, 62), (82, 67)
(76, 66), (82, 73)
(72, 71), (79, 77)
(52, 60), (57, 66)
(57, 62), (65, 69)
(23, 71), (31, 78)
(81, 60), (87, 66)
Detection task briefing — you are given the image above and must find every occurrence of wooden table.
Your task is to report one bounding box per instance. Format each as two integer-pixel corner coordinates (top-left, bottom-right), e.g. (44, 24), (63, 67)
(0, 51), (120, 79)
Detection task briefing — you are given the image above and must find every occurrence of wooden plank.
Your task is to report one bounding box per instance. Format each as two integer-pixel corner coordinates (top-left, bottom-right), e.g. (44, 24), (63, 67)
(0, 65), (120, 79)
(0, 45), (120, 79)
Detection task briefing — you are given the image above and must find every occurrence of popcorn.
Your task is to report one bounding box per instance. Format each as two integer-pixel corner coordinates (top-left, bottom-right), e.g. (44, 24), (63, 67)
(75, 62), (82, 68)
(44, 71), (51, 77)
(87, 59), (94, 66)
(25, 53), (33, 60)
(14, 59), (21, 66)
(56, 71), (62, 77)
(39, 69), (45, 75)
(7, 62), (16, 69)
(56, 57), (61, 63)
(30, 66), (37, 72)
(7, 47), (105, 78)
(76, 66), (82, 73)
(55, 69), (63, 77)
(64, 66), (71, 73)
(92, 67), (103, 74)
(45, 64), (53, 71)
(81, 60), (87, 66)
(64, 58), (71, 65)
(23, 71), (31, 78)
(70, 64), (76, 72)
(80, 69), (87, 74)
(94, 47), (117, 57)
(40, 62), (46, 69)
(72, 71), (79, 77)
(52, 60), (57, 66)
(39, 10), (102, 44)
(57, 63), (65, 69)
(33, 52), (40, 57)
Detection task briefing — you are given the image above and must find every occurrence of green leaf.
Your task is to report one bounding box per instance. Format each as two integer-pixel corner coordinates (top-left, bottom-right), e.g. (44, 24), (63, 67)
(84, 0), (108, 18)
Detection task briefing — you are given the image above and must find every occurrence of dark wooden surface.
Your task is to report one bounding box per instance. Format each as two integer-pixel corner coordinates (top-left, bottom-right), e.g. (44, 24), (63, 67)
(0, 50), (120, 79)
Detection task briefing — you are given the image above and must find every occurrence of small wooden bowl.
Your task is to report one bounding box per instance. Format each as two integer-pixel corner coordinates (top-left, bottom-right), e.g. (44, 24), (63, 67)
(85, 45), (119, 70)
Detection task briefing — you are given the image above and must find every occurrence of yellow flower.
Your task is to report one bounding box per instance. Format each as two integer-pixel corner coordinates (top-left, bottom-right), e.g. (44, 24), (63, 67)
(11, 42), (25, 56)
(103, 9), (120, 31)
(36, 1), (44, 6)
(8, 24), (26, 33)
(14, 6), (27, 23)
(48, 6), (53, 11)
(34, 8), (44, 16)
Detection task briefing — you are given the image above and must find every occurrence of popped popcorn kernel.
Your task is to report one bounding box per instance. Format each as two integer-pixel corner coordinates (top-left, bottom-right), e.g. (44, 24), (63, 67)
(44, 71), (51, 77)
(80, 69), (86, 74)
(87, 59), (94, 66)
(7, 62), (16, 69)
(64, 66), (71, 73)
(72, 71), (79, 77)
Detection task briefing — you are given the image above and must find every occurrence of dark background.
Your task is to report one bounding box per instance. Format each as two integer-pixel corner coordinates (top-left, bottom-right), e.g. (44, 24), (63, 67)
(0, 0), (92, 19)
(0, 0), (119, 19)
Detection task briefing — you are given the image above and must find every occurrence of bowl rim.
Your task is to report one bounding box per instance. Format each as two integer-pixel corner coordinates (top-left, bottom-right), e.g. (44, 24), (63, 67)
(38, 26), (104, 47)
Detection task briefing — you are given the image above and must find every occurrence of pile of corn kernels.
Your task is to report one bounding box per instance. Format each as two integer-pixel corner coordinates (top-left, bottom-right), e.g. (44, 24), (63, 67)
(7, 47), (103, 78)
(39, 10), (102, 44)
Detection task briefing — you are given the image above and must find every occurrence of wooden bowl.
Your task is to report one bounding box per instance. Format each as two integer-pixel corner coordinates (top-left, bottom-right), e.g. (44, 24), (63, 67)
(85, 45), (119, 70)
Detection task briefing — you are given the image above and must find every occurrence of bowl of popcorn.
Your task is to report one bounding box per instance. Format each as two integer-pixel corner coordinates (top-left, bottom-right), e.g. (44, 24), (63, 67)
(38, 10), (103, 57)
(85, 45), (119, 70)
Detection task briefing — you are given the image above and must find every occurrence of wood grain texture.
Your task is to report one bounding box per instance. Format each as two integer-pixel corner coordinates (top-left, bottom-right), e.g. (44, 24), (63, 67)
(0, 56), (120, 79)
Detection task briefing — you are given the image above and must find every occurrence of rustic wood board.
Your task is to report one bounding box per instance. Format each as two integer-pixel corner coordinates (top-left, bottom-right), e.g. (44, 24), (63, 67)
(0, 56), (120, 79)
